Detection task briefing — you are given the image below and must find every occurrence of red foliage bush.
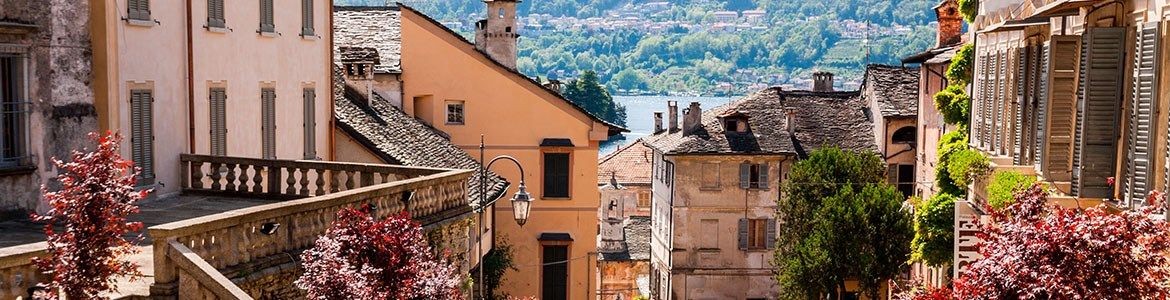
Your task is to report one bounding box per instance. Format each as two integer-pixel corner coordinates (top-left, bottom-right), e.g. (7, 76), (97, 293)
(32, 132), (147, 299)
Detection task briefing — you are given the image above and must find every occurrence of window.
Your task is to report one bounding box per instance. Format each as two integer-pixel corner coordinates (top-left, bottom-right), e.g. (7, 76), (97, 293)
(892, 126), (916, 144)
(0, 55), (29, 169)
(207, 0), (225, 28)
(541, 245), (568, 300)
(498, 8), (506, 19)
(128, 0), (151, 21)
(636, 190), (651, 208)
(303, 88), (316, 159)
(699, 219), (718, 249)
(888, 164), (914, 198)
(724, 119), (737, 131)
(261, 88), (276, 159)
(446, 101), (464, 125)
(543, 152), (570, 198)
(738, 218), (775, 250)
(259, 0), (275, 33)
(130, 89), (155, 184)
(301, 0), (314, 36)
(505, 26), (512, 33)
(209, 88), (227, 156)
(739, 162), (768, 189)
(701, 162), (720, 188)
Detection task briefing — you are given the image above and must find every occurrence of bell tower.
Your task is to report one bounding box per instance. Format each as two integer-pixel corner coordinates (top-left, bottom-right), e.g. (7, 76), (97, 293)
(475, 0), (521, 69)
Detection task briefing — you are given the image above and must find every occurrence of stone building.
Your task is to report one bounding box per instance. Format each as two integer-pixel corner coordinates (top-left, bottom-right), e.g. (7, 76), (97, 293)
(0, 0), (98, 212)
(597, 216), (651, 300)
(861, 64), (921, 199)
(333, 3), (626, 299)
(597, 141), (654, 299)
(642, 87), (878, 299)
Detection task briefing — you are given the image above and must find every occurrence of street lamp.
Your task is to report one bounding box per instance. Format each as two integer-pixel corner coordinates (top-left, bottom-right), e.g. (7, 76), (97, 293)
(475, 135), (535, 299)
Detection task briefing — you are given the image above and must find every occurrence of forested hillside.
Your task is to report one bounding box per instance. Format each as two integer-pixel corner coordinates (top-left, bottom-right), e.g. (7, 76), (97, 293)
(336, 0), (938, 95)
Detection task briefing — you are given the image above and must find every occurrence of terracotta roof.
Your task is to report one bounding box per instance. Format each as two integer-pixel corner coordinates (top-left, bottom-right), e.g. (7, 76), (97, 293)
(642, 88), (877, 157)
(598, 141), (653, 185)
(332, 67), (508, 206)
(861, 64), (920, 118)
(333, 6), (402, 73)
(598, 216), (651, 261)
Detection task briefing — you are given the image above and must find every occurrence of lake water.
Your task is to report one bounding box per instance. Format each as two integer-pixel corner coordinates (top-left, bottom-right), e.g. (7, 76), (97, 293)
(599, 95), (739, 156)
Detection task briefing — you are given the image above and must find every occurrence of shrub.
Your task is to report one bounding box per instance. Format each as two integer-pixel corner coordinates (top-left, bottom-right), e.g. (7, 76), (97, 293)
(958, 0), (978, 23)
(946, 44), (974, 86)
(933, 85), (971, 127)
(911, 193), (957, 267)
(935, 130), (970, 196)
(985, 171), (1037, 209)
(945, 149), (989, 188)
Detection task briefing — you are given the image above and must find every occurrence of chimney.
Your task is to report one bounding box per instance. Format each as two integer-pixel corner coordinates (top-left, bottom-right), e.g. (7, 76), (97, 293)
(667, 101), (679, 131)
(934, 0), (963, 47)
(785, 108), (797, 136)
(653, 111), (664, 133)
(682, 102), (702, 136)
(475, 0), (521, 69)
(812, 72), (834, 92)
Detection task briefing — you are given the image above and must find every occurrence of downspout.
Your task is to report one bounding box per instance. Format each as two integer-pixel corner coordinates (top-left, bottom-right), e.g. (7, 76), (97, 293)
(185, 0), (195, 153)
(327, 3), (337, 161)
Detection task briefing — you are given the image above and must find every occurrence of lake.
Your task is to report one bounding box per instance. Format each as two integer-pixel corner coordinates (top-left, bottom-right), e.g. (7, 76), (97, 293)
(599, 95), (739, 156)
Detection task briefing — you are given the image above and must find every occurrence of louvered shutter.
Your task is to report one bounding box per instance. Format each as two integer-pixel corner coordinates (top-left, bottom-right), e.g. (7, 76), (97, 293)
(1124, 22), (1161, 206)
(128, 0), (150, 21)
(1014, 47), (1028, 164)
(1071, 28), (1125, 198)
(739, 163), (750, 189)
(737, 218), (748, 250)
(993, 51), (1005, 154)
(301, 0), (315, 36)
(208, 0), (225, 28)
(260, 0), (275, 33)
(1036, 44), (1051, 169)
(303, 88), (316, 159)
(765, 219), (776, 249)
(758, 163), (769, 189)
(1040, 36), (1081, 182)
(971, 54), (986, 148)
(262, 88), (276, 159)
(887, 164), (898, 185)
(209, 88), (227, 156)
(130, 90), (155, 184)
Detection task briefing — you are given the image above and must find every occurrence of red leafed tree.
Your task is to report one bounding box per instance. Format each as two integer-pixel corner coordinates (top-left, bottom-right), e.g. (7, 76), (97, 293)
(295, 206), (463, 300)
(952, 185), (1170, 299)
(32, 132), (147, 299)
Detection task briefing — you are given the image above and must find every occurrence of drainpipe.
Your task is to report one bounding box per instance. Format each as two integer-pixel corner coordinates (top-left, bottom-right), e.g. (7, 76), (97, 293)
(186, 0), (196, 153)
(327, 3), (336, 161)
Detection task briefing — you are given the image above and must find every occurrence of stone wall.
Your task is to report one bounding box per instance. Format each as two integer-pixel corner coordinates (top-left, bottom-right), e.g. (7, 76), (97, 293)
(598, 260), (649, 300)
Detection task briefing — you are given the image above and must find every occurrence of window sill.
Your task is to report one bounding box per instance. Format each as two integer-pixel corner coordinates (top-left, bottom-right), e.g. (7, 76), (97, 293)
(258, 31), (280, 37)
(206, 26), (231, 33)
(742, 248), (770, 252)
(542, 196), (572, 201)
(699, 186), (722, 191)
(696, 248), (721, 253)
(300, 34), (320, 40)
(0, 165), (37, 177)
(446, 122), (465, 126)
(125, 19), (158, 27)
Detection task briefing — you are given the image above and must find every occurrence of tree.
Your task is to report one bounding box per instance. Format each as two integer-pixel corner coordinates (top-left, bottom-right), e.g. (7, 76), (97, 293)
(564, 70), (627, 126)
(32, 132), (147, 299)
(953, 186), (1170, 299)
(296, 207), (463, 300)
(775, 147), (915, 299)
(910, 193), (955, 267)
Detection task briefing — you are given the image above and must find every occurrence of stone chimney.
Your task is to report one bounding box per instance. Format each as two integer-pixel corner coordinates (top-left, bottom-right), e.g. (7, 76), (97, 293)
(934, 0), (963, 47)
(474, 0), (521, 69)
(785, 108), (798, 136)
(682, 102), (702, 136)
(667, 101), (679, 132)
(812, 72), (834, 92)
(653, 111), (664, 133)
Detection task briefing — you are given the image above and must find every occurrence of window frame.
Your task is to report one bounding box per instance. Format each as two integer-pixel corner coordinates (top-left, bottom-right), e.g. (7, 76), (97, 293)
(445, 101), (465, 125)
(258, 0), (275, 34)
(0, 53), (31, 171)
(129, 88), (156, 185)
(303, 87), (317, 159)
(207, 0), (226, 29)
(747, 219), (767, 250)
(636, 190), (651, 208)
(700, 162), (721, 189)
(542, 151), (571, 199)
(300, 0), (315, 37)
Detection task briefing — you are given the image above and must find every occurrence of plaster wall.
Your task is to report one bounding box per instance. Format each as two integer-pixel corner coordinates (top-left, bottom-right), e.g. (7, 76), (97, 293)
(916, 63), (949, 199)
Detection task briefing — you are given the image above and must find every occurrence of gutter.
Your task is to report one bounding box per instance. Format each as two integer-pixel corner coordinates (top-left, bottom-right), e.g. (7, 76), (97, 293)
(186, 0), (196, 153)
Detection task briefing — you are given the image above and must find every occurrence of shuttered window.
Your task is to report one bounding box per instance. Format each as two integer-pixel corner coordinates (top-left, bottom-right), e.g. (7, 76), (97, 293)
(130, 89), (155, 184)
(738, 218), (775, 250)
(301, 0), (314, 36)
(1040, 36), (1081, 182)
(1014, 47), (1029, 165)
(1125, 23), (1160, 206)
(303, 88), (316, 159)
(208, 0), (225, 28)
(259, 0), (275, 33)
(739, 162), (768, 189)
(1036, 44), (1051, 169)
(128, 0), (151, 21)
(972, 54), (987, 148)
(209, 88), (227, 156)
(261, 88), (276, 159)
(1071, 28), (1125, 198)
(543, 152), (570, 198)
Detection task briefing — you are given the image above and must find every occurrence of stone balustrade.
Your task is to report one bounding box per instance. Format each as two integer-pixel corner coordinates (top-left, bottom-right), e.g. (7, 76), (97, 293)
(0, 242), (47, 299)
(180, 154), (451, 199)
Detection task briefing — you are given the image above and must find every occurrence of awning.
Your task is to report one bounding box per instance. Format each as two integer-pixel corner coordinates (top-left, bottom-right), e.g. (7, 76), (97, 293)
(1029, 0), (1101, 18)
(540, 138), (575, 147)
(538, 232), (574, 241)
(977, 17), (1050, 34)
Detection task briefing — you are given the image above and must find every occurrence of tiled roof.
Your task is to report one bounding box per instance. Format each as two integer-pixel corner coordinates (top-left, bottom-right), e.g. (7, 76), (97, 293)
(642, 88), (877, 157)
(599, 216), (651, 261)
(861, 64), (920, 118)
(598, 141), (653, 185)
(926, 47), (958, 65)
(332, 67), (508, 206)
(333, 6), (402, 73)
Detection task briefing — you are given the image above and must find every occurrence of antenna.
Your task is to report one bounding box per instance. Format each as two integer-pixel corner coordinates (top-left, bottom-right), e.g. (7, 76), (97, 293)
(864, 18), (871, 65)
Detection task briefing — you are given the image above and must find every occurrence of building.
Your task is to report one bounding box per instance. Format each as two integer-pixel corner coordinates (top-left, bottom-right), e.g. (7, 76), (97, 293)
(642, 85), (878, 299)
(713, 11), (739, 23)
(597, 141), (654, 299)
(0, 0), (97, 212)
(860, 64), (921, 198)
(333, 2), (626, 299)
(597, 216), (651, 300)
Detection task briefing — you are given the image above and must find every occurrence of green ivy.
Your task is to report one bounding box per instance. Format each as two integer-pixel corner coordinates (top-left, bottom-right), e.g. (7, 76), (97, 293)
(911, 193), (957, 266)
(946, 148), (990, 188)
(934, 85), (972, 127)
(986, 170), (1038, 209)
(934, 130), (969, 196)
(946, 44), (975, 86)
(958, 0), (978, 23)
(480, 238), (517, 300)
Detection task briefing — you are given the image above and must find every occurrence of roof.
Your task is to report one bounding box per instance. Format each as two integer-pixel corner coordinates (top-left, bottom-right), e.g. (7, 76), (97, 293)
(926, 47), (958, 65)
(598, 216), (651, 261)
(332, 66), (508, 206)
(333, 6), (402, 74)
(598, 141), (653, 185)
(641, 88), (877, 157)
(332, 3), (627, 134)
(901, 44), (960, 64)
(860, 64), (920, 118)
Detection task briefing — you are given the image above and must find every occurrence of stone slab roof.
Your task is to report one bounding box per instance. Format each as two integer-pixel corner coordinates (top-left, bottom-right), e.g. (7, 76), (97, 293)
(599, 216), (651, 261)
(861, 64), (920, 118)
(332, 67), (508, 206)
(598, 141), (653, 185)
(642, 88), (877, 157)
(333, 6), (402, 73)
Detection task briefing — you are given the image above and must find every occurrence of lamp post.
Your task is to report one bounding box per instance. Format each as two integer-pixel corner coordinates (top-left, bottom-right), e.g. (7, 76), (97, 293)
(476, 135), (534, 300)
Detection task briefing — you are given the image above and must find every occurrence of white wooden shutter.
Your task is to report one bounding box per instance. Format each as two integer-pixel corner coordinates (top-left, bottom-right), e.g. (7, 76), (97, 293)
(303, 88), (316, 159)
(208, 0), (225, 28)
(1124, 23), (1160, 206)
(130, 90), (155, 183)
(262, 88), (276, 159)
(1040, 36), (1081, 182)
(1072, 28), (1125, 198)
(972, 54), (987, 148)
(260, 0), (275, 33)
(301, 0), (314, 36)
(739, 163), (750, 189)
(738, 218), (748, 250)
(993, 51), (1006, 154)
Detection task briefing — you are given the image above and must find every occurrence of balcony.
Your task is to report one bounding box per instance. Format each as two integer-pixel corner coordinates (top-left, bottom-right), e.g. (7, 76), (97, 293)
(0, 154), (476, 299)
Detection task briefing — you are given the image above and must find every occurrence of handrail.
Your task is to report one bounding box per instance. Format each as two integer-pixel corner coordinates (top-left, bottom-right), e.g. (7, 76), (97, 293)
(167, 240), (253, 300)
(179, 154), (454, 199)
(0, 242), (47, 299)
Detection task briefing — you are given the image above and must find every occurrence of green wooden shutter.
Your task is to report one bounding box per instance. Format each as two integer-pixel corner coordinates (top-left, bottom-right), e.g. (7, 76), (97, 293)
(208, 0), (225, 28)
(1124, 23), (1161, 206)
(758, 163), (769, 189)
(765, 219), (776, 249)
(262, 88), (276, 159)
(130, 90), (155, 184)
(260, 0), (274, 33)
(128, 0), (151, 21)
(1072, 28), (1125, 198)
(1040, 36), (1081, 182)
(737, 218), (748, 250)
(209, 88), (227, 156)
(301, 0), (314, 36)
(739, 163), (750, 189)
(303, 88), (316, 159)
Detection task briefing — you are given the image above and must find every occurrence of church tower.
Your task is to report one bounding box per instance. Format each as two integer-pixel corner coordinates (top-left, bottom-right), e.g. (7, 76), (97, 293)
(475, 0), (521, 69)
